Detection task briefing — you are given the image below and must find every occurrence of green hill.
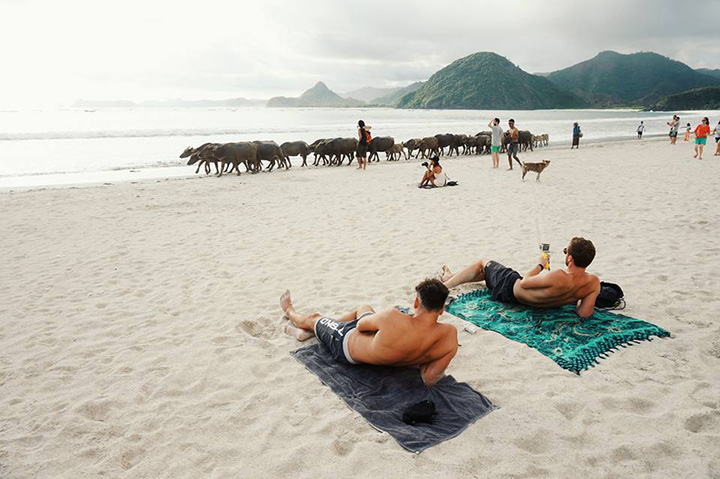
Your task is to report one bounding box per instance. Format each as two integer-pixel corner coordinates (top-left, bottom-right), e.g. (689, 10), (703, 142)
(373, 82), (424, 106)
(649, 86), (720, 111)
(547, 51), (720, 107)
(398, 52), (586, 110)
(696, 68), (720, 79)
(267, 82), (364, 108)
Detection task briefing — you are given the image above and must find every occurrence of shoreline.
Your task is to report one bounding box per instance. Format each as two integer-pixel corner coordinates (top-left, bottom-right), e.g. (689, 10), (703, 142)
(0, 134), (670, 191)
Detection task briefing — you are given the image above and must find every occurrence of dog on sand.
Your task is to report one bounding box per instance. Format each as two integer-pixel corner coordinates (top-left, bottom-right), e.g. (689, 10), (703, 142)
(521, 160), (551, 181)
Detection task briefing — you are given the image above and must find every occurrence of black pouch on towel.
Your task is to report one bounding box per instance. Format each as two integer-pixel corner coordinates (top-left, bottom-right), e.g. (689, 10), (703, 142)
(402, 400), (437, 425)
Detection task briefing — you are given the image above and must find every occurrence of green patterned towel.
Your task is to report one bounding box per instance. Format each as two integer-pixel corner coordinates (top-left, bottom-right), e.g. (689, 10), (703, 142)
(446, 289), (670, 374)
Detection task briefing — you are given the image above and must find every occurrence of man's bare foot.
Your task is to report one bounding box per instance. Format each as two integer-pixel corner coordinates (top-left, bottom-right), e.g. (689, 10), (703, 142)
(693, 154), (698, 158)
(441, 264), (454, 283)
(280, 289), (293, 316)
(284, 323), (314, 341)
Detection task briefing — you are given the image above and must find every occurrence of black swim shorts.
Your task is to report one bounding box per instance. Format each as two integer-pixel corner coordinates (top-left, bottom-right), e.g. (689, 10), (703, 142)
(314, 311), (373, 364)
(356, 144), (368, 158)
(484, 261), (522, 304)
(507, 142), (519, 156)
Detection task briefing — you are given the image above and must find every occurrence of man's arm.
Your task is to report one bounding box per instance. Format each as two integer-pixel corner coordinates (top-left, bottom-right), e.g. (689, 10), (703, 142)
(356, 311), (384, 333)
(419, 344), (458, 387)
(576, 287), (600, 318)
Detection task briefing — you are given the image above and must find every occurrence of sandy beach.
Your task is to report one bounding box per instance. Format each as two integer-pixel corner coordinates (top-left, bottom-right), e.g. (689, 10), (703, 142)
(1, 137), (719, 478)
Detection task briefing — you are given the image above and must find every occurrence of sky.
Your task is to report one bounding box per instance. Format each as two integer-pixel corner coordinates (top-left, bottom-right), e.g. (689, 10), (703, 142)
(1, 0), (719, 107)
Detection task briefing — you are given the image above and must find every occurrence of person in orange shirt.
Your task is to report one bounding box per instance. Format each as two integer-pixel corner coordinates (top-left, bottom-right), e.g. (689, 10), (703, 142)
(693, 117), (711, 160)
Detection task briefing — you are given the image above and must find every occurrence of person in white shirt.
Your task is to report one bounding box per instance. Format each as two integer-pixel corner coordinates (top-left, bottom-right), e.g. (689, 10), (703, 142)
(488, 118), (503, 168)
(637, 121), (645, 139)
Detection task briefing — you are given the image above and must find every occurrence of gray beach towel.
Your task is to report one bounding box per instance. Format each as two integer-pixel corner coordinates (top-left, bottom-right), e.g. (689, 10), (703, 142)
(291, 343), (496, 453)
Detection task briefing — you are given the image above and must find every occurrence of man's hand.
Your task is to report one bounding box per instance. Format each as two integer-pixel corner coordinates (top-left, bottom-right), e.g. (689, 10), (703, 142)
(539, 253), (550, 267)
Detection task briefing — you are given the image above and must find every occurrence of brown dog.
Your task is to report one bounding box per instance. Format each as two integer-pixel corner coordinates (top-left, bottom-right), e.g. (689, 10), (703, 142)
(521, 160), (551, 181)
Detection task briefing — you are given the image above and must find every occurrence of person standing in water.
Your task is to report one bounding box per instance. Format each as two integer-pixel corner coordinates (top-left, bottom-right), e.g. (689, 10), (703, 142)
(488, 118), (503, 168)
(356, 120), (371, 170)
(637, 121), (645, 139)
(693, 117), (711, 160)
(571, 122), (582, 149)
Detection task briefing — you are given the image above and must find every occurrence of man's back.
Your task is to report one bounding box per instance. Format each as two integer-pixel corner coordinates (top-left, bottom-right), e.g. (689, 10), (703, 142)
(348, 309), (457, 367)
(514, 269), (600, 309)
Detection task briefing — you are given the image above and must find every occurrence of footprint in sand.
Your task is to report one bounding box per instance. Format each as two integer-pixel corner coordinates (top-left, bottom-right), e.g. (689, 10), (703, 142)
(683, 411), (720, 433)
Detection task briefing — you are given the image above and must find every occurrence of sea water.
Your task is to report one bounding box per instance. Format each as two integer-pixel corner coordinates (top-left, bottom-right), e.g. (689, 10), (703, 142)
(0, 107), (715, 187)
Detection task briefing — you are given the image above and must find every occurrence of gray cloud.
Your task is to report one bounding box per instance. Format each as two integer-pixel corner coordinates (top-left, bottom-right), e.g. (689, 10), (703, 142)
(1, 0), (719, 106)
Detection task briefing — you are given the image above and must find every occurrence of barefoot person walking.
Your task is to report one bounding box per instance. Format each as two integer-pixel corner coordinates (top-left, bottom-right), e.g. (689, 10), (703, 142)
(356, 120), (371, 170)
(440, 237), (601, 318)
(280, 279), (458, 387)
(506, 119), (522, 170)
(489, 118), (503, 168)
(693, 117), (711, 160)
(714, 120), (720, 156)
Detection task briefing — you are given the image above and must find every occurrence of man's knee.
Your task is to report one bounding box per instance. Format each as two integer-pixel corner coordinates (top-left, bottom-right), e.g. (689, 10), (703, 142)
(476, 258), (490, 273)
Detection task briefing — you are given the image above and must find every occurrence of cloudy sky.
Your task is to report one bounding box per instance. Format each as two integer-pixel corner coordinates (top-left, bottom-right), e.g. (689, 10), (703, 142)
(2, 0), (719, 107)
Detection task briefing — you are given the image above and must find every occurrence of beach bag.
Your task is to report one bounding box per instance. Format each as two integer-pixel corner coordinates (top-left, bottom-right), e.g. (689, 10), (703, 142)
(402, 400), (436, 425)
(595, 281), (625, 310)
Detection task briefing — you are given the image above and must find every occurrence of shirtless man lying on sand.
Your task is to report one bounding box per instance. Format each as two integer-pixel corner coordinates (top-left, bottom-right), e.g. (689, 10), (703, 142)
(441, 237), (601, 318)
(280, 278), (458, 387)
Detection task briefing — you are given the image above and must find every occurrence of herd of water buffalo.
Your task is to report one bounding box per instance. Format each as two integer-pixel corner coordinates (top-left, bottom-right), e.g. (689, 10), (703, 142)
(180, 130), (550, 176)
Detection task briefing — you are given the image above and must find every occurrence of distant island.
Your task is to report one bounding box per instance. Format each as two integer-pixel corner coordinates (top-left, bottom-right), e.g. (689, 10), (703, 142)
(266, 82), (365, 108)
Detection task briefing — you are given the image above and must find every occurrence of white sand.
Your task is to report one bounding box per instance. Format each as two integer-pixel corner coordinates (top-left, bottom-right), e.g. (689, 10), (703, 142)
(1, 138), (719, 478)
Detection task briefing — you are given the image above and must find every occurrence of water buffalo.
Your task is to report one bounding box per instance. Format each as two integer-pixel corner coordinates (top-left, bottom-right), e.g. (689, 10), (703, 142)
(387, 143), (407, 161)
(323, 137), (358, 165)
(434, 133), (460, 157)
(418, 137), (439, 159)
(253, 140), (287, 172)
(403, 138), (422, 158)
(182, 143), (220, 174)
(281, 141), (310, 167)
(368, 136), (395, 162)
(199, 142), (258, 177)
(519, 131), (534, 152)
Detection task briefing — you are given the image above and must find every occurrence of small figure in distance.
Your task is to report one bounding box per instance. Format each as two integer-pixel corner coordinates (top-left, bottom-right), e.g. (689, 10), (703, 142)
(693, 117), (711, 160)
(571, 122), (582, 149)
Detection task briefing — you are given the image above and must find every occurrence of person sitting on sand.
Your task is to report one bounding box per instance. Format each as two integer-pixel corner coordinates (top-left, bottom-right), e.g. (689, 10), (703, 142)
(440, 237), (601, 318)
(419, 156), (447, 187)
(280, 279), (458, 387)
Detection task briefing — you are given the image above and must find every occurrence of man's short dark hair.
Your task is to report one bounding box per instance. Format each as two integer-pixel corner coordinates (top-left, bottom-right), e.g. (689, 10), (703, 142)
(509, 119), (515, 123)
(568, 237), (596, 268)
(415, 278), (449, 312)
(494, 117), (500, 123)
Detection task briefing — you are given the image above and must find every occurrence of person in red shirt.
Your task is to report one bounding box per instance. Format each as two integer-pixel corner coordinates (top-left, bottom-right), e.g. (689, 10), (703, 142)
(693, 117), (711, 160)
